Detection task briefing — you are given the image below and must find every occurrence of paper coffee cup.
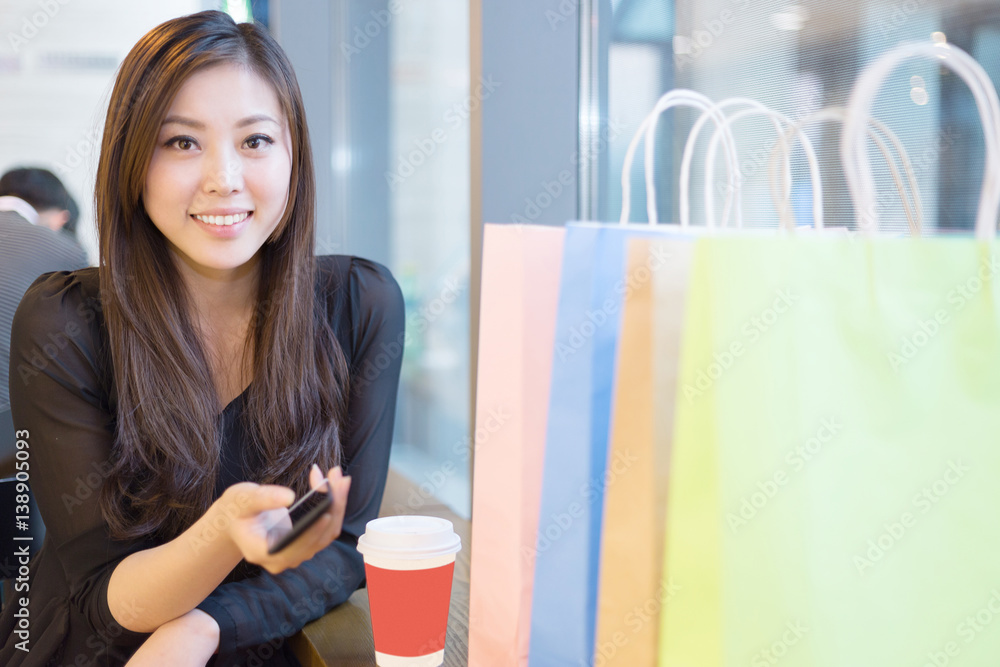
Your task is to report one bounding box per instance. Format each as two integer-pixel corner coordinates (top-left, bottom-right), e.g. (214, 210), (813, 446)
(357, 516), (462, 667)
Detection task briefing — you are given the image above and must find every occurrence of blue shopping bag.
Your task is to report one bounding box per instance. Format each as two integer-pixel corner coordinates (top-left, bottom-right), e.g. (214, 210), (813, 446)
(528, 222), (692, 666)
(524, 88), (772, 665)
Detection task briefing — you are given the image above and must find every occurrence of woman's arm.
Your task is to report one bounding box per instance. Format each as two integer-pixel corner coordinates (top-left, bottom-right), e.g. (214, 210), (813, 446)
(105, 491), (245, 634)
(106, 482), (275, 632)
(124, 609), (220, 667)
(108, 468), (351, 633)
(10, 273), (154, 649)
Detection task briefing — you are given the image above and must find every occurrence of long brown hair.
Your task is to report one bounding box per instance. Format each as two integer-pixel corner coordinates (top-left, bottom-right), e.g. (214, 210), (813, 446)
(96, 10), (350, 541)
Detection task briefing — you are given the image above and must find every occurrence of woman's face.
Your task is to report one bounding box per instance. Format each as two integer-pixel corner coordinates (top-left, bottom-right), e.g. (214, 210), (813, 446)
(143, 63), (293, 277)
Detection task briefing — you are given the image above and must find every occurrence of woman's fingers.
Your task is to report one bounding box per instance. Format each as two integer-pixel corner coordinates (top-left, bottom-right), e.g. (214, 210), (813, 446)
(276, 473), (351, 566)
(308, 476), (350, 555)
(271, 512), (334, 570)
(227, 482), (295, 517)
(296, 513), (336, 561)
(309, 463), (323, 489)
(327, 475), (351, 537)
(301, 476), (350, 559)
(247, 466), (352, 572)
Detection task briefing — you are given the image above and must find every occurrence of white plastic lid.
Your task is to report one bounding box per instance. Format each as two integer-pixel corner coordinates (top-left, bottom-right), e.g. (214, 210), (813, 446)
(357, 515), (462, 560)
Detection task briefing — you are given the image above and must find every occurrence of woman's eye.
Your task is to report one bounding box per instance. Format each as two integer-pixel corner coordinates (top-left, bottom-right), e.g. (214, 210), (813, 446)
(165, 136), (196, 150)
(244, 134), (275, 150)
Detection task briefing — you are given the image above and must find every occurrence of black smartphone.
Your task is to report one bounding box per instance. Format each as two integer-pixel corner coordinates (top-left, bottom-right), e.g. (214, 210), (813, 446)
(267, 478), (333, 555)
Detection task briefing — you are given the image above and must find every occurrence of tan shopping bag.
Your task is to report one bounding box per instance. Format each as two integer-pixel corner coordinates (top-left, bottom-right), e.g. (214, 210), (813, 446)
(594, 239), (694, 665)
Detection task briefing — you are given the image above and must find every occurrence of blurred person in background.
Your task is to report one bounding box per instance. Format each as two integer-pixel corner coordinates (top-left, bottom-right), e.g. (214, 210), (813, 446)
(0, 167), (88, 474)
(0, 167), (87, 585)
(0, 167), (86, 246)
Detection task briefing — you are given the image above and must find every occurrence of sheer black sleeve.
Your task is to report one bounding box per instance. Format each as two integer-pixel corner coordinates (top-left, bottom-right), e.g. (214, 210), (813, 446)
(196, 257), (406, 663)
(7, 270), (153, 649)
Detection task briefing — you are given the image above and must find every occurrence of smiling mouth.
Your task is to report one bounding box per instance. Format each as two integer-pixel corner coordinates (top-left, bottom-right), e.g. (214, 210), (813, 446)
(191, 211), (252, 226)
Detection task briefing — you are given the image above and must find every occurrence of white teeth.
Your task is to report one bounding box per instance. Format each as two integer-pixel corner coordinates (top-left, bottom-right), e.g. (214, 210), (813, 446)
(193, 211), (250, 226)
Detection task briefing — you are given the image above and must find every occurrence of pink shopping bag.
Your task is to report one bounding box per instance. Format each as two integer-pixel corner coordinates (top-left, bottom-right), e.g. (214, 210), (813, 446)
(469, 223), (565, 666)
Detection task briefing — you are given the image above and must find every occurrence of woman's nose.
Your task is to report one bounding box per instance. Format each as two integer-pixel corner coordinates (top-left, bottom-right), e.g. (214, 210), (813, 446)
(202, 147), (244, 195)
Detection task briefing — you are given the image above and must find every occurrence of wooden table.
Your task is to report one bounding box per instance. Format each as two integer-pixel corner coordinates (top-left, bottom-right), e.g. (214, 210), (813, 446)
(290, 469), (470, 666)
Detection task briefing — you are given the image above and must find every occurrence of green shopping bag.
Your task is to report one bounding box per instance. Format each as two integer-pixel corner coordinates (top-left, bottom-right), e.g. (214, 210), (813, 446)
(660, 236), (1000, 666)
(659, 41), (1000, 667)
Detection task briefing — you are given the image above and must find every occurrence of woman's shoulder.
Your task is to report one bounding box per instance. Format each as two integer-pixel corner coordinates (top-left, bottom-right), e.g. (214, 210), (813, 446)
(13, 267), (103, 334)
(9, 267), (107, 393)
(315, 255), (402, 308)
(315, 254), (396, 287)
(315, 255), (405, 355)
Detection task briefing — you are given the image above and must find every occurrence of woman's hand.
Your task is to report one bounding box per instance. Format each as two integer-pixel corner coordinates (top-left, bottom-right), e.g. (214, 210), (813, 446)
(214, 465), (352, 574)
(124, 609), (219, 666)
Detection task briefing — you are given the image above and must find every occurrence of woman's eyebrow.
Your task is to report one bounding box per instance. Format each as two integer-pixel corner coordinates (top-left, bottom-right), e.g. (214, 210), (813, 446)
(235, 114), (280, 128)
(161, 114), (280, 129)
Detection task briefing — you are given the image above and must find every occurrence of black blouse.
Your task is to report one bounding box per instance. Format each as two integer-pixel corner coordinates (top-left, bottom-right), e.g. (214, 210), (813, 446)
(0, 256), (405, 666)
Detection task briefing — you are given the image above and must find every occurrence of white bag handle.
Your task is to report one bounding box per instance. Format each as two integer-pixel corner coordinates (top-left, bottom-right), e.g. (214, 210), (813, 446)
(679, 98), (791, 230)
(773, 108), (923, 235)
(842, 42), (1000, 238)
(704, 106), (825, 229)
(619, 90), (740, 225)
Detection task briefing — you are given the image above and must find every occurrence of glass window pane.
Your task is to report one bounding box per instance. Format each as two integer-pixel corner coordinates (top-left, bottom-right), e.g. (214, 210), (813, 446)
(386, 1), (471, 518)
(599, 1), (1000, 234)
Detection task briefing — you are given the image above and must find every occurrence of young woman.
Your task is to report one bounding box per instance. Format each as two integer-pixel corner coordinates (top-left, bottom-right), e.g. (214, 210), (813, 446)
(0, 10), (404, 667)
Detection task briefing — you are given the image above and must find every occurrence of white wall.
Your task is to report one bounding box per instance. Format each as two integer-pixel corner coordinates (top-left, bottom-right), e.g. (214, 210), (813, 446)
(0, 0), (206, 264)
